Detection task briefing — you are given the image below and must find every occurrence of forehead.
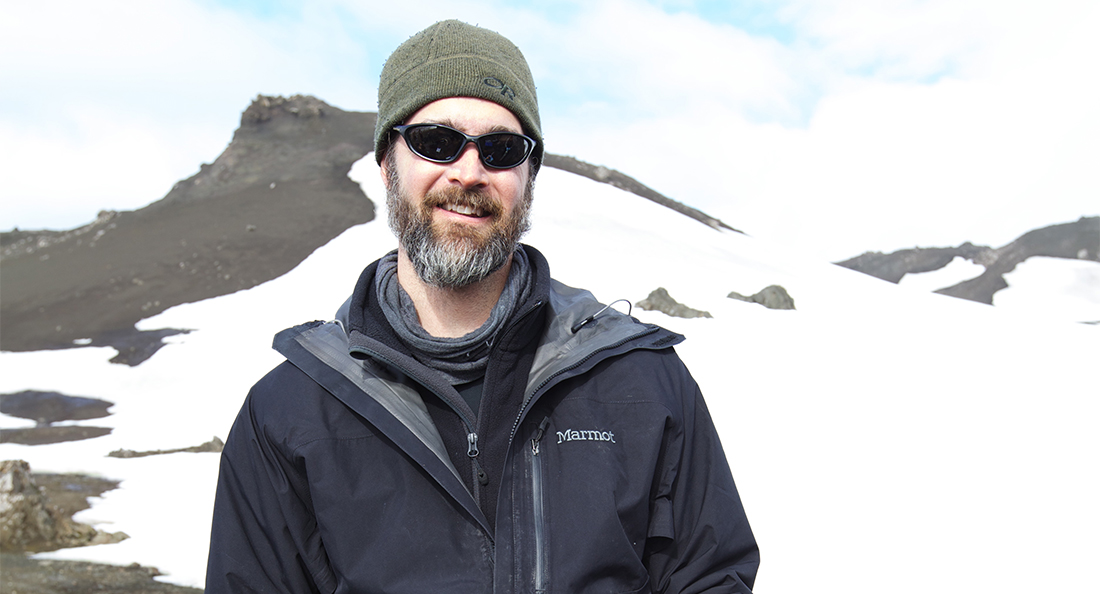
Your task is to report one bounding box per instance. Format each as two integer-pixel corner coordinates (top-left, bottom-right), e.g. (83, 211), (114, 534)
(405, 97), (523, 135)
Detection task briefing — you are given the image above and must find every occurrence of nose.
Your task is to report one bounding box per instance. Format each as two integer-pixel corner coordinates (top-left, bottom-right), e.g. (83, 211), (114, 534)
(446, 142), (489, 189)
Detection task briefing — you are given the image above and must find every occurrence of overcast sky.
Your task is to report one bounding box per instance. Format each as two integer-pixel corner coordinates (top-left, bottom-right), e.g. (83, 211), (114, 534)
(2, 0), (1097, 260)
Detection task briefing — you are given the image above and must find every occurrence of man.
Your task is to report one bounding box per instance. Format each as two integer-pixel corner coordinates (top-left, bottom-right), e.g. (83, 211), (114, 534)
(206, 19), (758, 593)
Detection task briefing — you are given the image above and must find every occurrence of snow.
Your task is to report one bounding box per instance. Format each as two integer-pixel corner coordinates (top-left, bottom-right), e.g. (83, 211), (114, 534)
(2, 158), (1097, 592)
(996, 256), (1100, 323)
(897, 255), (986, 293)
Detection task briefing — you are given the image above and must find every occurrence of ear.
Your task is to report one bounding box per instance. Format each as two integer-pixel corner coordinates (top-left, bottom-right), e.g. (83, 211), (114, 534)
(379, 151), (391, 187)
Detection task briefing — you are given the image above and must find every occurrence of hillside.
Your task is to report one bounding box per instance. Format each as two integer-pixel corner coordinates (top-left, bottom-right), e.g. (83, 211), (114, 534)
(1, 96), (376, 363)
(1, 157), (1095, 593)
(0, 95), (729, 364)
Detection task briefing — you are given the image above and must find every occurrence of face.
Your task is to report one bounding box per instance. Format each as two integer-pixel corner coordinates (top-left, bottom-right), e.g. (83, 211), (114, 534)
(382, 97), (535, 289)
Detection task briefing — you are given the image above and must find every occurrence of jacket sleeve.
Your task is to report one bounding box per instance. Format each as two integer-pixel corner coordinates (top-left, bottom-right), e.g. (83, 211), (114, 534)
(205, 364), (337, 594)
(646, 359), (759, 594)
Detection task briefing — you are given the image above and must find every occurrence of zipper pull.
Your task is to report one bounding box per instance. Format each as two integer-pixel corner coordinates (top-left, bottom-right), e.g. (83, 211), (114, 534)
(467, 432), (480, 458)
(469, 433), (488, 485)
(531, 417), (551, 456)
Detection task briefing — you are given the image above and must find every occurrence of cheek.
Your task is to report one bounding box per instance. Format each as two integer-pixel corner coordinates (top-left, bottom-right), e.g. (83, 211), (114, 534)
(407, 166), (444, 195)
(494, 172), (529, 209)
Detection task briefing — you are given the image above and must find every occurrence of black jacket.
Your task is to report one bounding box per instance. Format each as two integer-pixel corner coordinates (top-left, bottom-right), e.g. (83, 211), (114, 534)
(206, 246), (759, 593)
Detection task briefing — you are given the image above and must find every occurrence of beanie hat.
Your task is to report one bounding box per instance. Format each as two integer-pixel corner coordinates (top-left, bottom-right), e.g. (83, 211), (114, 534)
(375, 20), (543, 168)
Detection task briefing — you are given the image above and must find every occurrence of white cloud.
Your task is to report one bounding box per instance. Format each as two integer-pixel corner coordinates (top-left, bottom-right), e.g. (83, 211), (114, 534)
(2, 0), (1096, 261)
(0, 108), (226, 230)
(534, 0), (1100, 258)
(0, 0), (374, 229)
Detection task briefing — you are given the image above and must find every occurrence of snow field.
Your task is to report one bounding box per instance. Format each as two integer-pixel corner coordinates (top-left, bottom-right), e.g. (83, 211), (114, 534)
(1, 159), (1096, 592)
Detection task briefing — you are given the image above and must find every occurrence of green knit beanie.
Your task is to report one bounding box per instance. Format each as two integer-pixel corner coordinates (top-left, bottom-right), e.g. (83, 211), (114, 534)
(375, 20), (543, 168)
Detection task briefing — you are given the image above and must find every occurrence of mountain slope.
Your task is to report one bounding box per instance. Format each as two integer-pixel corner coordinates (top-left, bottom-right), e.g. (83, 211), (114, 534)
(0, 96), (376, 362)
(1, 95), (731, 363)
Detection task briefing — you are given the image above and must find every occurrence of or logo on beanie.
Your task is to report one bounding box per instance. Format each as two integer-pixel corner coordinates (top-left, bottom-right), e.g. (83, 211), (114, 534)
(483, 77), (515, 101)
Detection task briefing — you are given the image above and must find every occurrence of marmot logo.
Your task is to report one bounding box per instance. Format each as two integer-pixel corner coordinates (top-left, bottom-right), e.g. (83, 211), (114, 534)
(483, 77), (516, 100)
(556, 429), (616, 444)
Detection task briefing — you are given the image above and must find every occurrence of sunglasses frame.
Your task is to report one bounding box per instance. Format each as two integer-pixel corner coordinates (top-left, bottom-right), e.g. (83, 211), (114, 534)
(392, 123), (536, 170)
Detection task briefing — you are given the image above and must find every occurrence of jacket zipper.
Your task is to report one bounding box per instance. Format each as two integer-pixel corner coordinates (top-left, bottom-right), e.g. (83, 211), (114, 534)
(345, 343), (488, 497)
(509, 325), (660, 443)
(469, 432), (488, 499)
(531, 416), (551, 594)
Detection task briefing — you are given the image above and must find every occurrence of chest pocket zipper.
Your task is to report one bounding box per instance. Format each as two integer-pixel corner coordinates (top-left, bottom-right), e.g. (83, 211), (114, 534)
(531, 417), (551, 593)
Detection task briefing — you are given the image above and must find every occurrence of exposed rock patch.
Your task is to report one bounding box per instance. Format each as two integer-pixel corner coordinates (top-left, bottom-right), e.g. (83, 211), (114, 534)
(728, 285), (796, 310)
(0, 460), (127, 553)
(0, 468), (198, 592)
(1, 426), (113, 446)
(0, 554), (202, 594)
(835, 243), (994, 284)
(836, 216), (1099, 305)
(0, 391), (115, 446)
(1, 391), (113, 425)
(109, 437), (224, 459)
(543, 154), (742, 233)
(637, 288), (713, 319)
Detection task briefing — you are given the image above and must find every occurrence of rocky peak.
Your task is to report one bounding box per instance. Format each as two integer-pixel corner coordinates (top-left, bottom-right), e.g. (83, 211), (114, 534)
(241, 94), (329, 125)
(161, 94), (376, 204)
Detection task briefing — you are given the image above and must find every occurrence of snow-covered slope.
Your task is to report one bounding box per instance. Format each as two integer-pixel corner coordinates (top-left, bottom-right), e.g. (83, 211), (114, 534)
(1, 158), (1096, 593)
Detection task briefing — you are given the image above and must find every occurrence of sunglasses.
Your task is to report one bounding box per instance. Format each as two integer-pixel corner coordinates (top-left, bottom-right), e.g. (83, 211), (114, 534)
(393, 123), (536, 170)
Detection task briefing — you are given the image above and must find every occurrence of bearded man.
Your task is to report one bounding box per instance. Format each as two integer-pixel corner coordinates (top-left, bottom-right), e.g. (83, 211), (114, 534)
(206, 20), (759, 594)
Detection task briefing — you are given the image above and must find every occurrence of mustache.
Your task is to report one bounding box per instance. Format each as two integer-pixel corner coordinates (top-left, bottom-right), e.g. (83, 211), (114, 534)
(421, 187), (504, 218)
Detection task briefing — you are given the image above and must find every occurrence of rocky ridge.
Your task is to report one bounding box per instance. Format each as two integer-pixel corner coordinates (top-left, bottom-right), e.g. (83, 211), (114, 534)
(836, 216), (1099, 306)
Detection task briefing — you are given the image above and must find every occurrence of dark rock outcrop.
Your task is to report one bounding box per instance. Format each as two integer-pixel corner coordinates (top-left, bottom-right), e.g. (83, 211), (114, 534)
(936, 216), (1098, 304)
(835, 243), (994, 284)
(0, 460), (127, 553)
(108, 437), (224, 459)
(1, 391), (113, 425)
(836, 216), (1099, 304)
(0, 391), (116, 446)
(1, 426), (114, 446)
(0, 553), (202, 594)
(0, 468), (193, 593)
(728, 285), (796, 310)
(637, 288), (713, 319)
(543, 154), (742, 233)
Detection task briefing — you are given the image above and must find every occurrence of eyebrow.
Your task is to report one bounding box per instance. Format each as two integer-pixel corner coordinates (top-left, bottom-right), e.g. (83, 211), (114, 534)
(421, 118), (520, 135)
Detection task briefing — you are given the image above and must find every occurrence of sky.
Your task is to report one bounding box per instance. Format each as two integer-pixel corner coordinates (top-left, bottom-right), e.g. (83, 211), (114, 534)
(1, 160), (1095, 591)
(2, 0), (1098, 260)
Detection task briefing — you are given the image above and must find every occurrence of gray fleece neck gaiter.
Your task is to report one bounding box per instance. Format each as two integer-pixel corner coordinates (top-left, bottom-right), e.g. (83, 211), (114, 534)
(375, 248), (531, 385)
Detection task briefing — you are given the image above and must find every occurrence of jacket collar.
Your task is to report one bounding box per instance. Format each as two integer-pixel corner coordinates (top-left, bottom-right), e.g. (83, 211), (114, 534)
(329, 244), (683, 410)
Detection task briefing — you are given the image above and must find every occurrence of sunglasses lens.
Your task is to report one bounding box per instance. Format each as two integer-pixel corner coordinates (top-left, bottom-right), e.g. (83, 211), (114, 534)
(398, 124), (534, 169)
(404, 125), (466, 162)
(478, 134), (532, 169)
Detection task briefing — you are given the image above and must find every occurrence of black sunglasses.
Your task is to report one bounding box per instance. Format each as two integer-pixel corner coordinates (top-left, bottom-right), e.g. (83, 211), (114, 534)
(393, 123), (536, 170)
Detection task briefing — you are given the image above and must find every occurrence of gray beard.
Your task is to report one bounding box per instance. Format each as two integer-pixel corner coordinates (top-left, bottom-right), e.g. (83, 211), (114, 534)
(385, 166), (533, 290)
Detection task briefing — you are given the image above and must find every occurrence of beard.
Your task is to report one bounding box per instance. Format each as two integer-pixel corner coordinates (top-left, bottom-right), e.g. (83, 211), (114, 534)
(385, 159), (534, 290)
